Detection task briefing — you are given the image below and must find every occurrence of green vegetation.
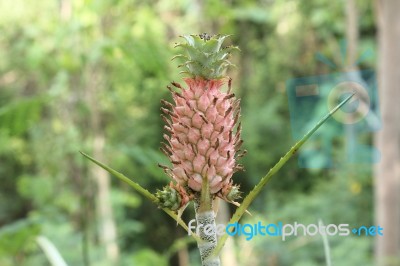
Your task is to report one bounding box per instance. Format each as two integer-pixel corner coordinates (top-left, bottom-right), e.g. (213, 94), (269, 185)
(0, 0), (376, 265)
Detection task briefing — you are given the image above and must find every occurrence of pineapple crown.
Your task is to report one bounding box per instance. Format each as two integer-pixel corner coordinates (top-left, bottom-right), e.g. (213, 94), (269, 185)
(173, 33), (239, 80)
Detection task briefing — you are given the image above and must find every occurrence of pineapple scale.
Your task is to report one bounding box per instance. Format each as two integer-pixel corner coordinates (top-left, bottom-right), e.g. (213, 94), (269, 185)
(163, 77), (240, 194)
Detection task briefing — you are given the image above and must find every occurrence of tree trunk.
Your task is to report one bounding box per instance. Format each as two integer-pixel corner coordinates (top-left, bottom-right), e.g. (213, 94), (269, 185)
(86, 67), (119, 264)
(375, 1), (400, 265)
(344, 0), (359, 163)
(345, 0), (359, 71)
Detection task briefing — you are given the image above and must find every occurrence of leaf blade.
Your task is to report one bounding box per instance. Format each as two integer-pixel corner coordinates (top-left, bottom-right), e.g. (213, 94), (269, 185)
(79, 151), (200, 242)
(213, 93), (355, 256)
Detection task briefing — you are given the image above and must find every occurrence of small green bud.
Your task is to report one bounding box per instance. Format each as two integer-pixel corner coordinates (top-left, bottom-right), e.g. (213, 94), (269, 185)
(156, 185), (181, 211)
(226, 185), (241, 202)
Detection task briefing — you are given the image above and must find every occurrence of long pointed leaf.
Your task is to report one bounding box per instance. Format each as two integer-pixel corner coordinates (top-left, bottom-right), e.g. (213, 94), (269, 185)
(79, 151), (200, 242)
(213, 93), (354, 255)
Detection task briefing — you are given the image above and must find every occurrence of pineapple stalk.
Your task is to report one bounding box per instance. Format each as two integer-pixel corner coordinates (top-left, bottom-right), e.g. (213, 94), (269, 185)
(194, 201), (220, 265)
(195, 167), (218, 265)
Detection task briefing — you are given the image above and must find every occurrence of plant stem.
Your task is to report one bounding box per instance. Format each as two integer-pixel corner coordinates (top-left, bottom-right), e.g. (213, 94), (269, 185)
(319, 220), (331, 266)
(193, 178), (220, 266)
(194, 200), (220, 266)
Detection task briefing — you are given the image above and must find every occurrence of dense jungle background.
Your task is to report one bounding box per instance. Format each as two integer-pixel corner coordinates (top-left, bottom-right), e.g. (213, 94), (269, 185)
(1, 0), (399, 265)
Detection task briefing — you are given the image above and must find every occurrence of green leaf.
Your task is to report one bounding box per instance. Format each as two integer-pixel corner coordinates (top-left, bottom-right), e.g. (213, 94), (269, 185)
(212, 93), (355, 256)
(36, 236), (68, 266)
(79, 151), (201, 242)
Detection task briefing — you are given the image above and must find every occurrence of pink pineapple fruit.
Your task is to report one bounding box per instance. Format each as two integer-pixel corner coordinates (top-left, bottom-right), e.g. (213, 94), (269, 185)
(157, 33), (245, 211)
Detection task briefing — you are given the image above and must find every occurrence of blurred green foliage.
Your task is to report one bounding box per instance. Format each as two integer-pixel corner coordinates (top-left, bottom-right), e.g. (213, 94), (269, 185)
(0, 0), (376, 265)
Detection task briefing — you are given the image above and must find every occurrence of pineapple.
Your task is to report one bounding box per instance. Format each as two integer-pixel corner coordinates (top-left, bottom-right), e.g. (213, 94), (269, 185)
(158, 33), (243, 206)
(157, 33), (243, 266)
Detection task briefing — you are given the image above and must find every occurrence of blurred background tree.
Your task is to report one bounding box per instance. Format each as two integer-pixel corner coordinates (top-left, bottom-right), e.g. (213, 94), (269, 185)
(0, 0), (395, 265)
(375, 1), (400, 266)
